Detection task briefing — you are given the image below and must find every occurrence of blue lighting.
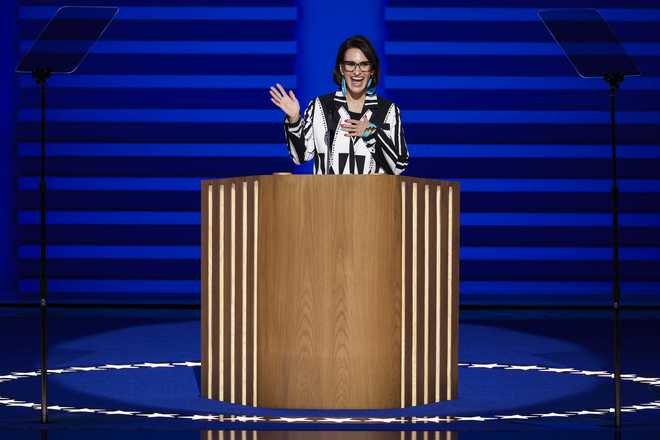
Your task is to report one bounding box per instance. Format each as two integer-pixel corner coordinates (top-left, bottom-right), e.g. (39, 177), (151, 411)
(20, 6), (297, 21)
(5, 0), (660, 305)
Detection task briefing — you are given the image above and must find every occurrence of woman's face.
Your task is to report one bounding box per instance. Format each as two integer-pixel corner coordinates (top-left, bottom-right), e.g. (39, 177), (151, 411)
(340, 48), (373, 96)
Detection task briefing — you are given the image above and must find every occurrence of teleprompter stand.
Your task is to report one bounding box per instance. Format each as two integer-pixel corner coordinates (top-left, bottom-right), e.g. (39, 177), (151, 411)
(540, 8), (641, 429)
(15, 6), (118, 423)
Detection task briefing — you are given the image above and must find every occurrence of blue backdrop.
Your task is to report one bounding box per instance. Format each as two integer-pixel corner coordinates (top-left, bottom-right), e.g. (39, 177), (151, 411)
(6, 0), (660, 305)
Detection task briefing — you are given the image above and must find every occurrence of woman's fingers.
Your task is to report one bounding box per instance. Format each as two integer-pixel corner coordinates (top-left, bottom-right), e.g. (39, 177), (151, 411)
(269, 89), (281, 102)
(270, 86), (298, 119)
(340, 120), (366, 131)
(341, 128), (359, 136)
(340, 118), (369, 137)
(270, 85), (290, 100)
(270, 84), (297, 107)
(275, 83), (289, 99)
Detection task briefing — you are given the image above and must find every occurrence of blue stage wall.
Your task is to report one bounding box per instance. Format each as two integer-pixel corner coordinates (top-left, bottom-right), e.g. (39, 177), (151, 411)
(1, 0), (17, 302)
(8, 0), (660, 305)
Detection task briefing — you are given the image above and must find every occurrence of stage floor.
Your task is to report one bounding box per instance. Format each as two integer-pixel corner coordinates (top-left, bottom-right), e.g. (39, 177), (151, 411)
(0, 306), (658, 436)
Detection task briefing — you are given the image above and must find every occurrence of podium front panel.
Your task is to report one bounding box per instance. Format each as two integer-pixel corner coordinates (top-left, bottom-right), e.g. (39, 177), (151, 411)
(201, 175), (459, 409)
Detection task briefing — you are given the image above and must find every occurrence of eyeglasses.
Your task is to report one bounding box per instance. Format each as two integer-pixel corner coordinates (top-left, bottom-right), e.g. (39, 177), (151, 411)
(342, 61), (373, 72)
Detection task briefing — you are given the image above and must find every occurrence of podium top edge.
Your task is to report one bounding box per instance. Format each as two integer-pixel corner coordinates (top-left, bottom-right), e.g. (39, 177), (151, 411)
(201, 175), (460, 188)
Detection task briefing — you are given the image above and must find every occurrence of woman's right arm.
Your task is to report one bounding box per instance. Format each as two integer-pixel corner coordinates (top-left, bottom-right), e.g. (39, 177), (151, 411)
(284, 98), (316, 164)
(269, 83), (316, 165)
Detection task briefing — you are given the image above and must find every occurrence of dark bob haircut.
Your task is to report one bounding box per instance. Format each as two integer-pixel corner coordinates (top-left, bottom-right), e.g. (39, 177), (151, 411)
(332, 35), (380, 88)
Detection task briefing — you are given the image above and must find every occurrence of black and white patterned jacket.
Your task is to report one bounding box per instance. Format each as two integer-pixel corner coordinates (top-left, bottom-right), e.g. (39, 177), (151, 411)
(284, 91), (409, 175)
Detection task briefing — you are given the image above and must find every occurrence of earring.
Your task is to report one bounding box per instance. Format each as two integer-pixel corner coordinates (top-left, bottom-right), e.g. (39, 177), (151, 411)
(341, 78), (347, 96)
(366, 78), (376, 95)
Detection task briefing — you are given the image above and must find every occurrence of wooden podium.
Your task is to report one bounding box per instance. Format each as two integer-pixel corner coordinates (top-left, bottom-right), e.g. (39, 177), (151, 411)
(201, 175), (459, 409)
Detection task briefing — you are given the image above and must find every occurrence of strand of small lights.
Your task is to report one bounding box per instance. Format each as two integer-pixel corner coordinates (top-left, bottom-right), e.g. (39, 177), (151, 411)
(1, 361), (658, 424)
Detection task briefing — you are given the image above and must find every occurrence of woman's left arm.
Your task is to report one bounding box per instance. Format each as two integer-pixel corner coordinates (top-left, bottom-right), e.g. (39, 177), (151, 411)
(364, 104), (410, 175)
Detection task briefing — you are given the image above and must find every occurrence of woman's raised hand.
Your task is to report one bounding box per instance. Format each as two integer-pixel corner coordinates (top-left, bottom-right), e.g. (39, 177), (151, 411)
(269, 83), (300, 123)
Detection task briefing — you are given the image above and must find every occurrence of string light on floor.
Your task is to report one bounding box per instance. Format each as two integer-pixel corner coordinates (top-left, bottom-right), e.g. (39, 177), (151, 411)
(1, 361), (659, 424)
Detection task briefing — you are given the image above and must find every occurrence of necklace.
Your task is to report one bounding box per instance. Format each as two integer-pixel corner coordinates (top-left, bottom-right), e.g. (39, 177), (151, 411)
(346, 94), (366, 114)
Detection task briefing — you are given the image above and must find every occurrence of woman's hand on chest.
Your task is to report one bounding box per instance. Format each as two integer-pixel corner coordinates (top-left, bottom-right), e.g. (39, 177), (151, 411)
(340, 115), (370, 137)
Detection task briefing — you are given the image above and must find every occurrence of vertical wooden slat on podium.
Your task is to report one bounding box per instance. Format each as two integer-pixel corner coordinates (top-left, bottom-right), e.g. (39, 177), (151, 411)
(235, 182), (244, 405)
(245, 180), (255, 406)
(411, 182), (418, 406)
(438, 185), (449, 399)
(222, 183), (232, 401)
(403, 180), (413, 407)
(422, 184), (429, 405)
(399, 181), (406, 408)
(427, 184), (437, 404)
(449, 184), (460, 398)
(216, 184), (225, 401)
(253, 180), (259, 406)
(201, 182), (210, 397)
(230, 183), (238, 403)
(432, 185), (443, 402)
(211, 183), (221, 400)
(415, 182), (425, 406)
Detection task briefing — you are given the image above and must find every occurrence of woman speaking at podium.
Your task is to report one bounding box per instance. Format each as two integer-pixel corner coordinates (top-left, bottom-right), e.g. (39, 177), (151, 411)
(269, 35), (409, 175)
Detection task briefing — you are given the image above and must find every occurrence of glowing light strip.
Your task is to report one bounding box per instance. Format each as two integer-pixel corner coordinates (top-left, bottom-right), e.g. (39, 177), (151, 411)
(17, 108), (659, 124)
(19, 6), (297, 20)
(17, 74), (297, 89)
(385, 42), (660, 56)
(219, 186), (225, 400)
(423, 185), (430, 404)
(17, 177), (660, 193)
(242, 182), (248, 405)
(230, 184), (236, 403)
(1, 361), (657, 424)
(385, 7), (660, 22)
(19, 40), (296, 55)
(411, 182), (418, 406)
(435, 186), (441, 402)
(207, 185), (213, 395)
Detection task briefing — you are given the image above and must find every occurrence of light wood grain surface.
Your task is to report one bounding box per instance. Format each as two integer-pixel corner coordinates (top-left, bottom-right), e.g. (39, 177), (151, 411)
(258, 175), (401, 409)
(201, 175), (459, 409)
